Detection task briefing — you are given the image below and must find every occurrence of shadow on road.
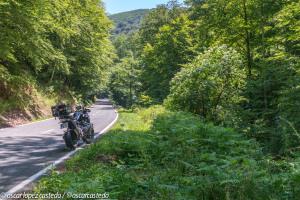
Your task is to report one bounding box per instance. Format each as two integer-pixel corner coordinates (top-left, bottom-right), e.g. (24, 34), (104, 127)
(0, 134), (66, 192)
(0, 98), (117, 193)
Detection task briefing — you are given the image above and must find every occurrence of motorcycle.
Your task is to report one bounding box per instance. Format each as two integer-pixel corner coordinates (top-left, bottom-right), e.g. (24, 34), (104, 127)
(51, 104), (95, 150)
(73, 105), (95, 144)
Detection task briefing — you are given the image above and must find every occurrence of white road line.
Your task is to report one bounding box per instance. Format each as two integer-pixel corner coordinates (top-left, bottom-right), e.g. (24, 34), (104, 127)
(2, 111), (119, 199)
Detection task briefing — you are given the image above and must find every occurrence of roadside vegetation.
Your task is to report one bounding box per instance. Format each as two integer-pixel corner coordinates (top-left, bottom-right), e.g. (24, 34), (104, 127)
(109, 0), (300, 156)
(0, 0), (114, 125)
(104, 0), (300, 198)
(36, 107), (300, 199)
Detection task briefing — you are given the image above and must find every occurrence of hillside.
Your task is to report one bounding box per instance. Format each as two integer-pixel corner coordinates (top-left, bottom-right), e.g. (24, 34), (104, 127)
(110, 9), (150, 35)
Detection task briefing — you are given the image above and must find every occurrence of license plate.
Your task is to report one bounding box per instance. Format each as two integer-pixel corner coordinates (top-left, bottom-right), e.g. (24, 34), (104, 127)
(60, 122), (68, 129)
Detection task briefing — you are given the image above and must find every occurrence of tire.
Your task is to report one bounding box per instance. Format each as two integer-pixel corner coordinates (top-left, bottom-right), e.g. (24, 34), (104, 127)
(83, 127), (94, 144)
(64, 131), (76, 150)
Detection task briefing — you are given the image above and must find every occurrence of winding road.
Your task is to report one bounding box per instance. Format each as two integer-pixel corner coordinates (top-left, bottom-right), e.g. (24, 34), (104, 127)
(0, 99), (118, 194)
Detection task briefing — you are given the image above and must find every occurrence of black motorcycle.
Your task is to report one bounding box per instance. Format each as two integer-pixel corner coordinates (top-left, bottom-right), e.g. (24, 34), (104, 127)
(73, 105), (95, 144)
(51, 104), (95, 150)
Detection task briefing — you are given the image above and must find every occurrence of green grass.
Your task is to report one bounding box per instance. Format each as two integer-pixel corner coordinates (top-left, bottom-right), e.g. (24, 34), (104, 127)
(35, 106), (300, 199)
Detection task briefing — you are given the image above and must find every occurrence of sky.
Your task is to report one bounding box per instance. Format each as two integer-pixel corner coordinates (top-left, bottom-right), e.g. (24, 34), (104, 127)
(102, 0), (184, 14)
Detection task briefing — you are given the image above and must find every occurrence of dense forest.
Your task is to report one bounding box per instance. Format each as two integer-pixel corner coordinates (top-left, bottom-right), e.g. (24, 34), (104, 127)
(0, 0), (114, 125)
(1, 0), (300, 199)
(110, 0), (300, 156)
(104, 0), (300, 197)
(110, 9), (150, 35)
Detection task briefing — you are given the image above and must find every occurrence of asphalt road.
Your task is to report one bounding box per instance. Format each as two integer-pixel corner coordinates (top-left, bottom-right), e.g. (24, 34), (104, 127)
(0, 99), (117, 193)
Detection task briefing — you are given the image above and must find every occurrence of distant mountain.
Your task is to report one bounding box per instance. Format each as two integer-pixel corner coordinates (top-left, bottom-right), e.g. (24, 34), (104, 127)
(109, 9), (150, 35)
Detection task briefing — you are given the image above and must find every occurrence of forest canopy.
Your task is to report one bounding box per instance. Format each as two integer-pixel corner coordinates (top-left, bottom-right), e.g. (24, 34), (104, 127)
(109, 0), (300, 156)
(109, 9), (150, 35)
(0, 0), (114, 116)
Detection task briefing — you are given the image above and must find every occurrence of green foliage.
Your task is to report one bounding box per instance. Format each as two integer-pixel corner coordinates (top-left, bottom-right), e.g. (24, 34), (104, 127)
(186, 0), (288, 76)
(95, 1), (300, 198)
(108, 54), (141, 108)
(110, 9), (150, 35)
(240, 58), (300, 155)
(166, 45), (246, 124)
(233, 0), (300, 155)
(47, 0), (114, 99)
(0, 65), (37, 110)
(139, 1), (183, 46)
(164, 0), (300, 155)
(140, 12), (195, 101)
(7, 0), (298, 197)
(0, 0), (115, 113)
(277, 63), (300, 154)
(273, 0), (300, 57)
(112, 33), (141, 59)
(109, 1), (189, 105)
(138, 94), (154, 107)
(113, 34), (131, 59)
(35, 106), (300, 199)
(109, 0), (300, 155)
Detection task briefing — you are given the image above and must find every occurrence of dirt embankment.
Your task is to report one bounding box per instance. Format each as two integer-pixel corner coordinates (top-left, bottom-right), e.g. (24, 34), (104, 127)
(0, 105), (52, 128)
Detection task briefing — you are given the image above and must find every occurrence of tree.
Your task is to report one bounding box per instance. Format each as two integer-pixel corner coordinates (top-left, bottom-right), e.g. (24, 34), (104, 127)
(0, 0), (115, 110)
(237, 0), (300, 154)
(63, 0), (114, 100)
(113, 32), (141, 60)
(140, 13), (195, 101)
(186, 0), (289, 77)
(165, 45), (246, 124)
(139, 0), (183, 47)
(108, 53), (141, 108)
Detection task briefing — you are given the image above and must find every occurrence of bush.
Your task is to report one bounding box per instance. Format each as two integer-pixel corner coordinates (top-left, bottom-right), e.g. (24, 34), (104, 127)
(165, 45), (246, 125)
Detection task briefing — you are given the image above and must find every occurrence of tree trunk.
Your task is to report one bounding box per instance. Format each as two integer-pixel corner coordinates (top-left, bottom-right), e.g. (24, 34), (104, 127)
(242, 0), (253, 77)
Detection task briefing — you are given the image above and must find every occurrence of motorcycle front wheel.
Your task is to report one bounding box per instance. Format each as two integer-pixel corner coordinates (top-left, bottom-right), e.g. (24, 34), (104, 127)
(83, 127), (95, 144)
(64, 131), (77, 150)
